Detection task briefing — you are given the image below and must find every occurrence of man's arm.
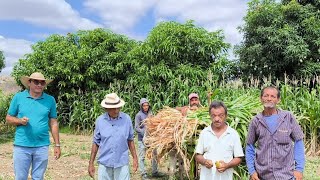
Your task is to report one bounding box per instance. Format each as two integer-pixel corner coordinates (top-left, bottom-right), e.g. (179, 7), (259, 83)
(176, 106), (189, 116)
(6, 115), (28, 126)
(128, 140), (138, 172)
(50, 118), (61, 159)
(246, 120), (260, 180)
(134, 114), (144, 134)
(195, 154), (213, 169)
(207, 91), (212, 106)
(246, 144), (256, 175)
(293, 139), (305, 180)
(216, 157), (242, 173)
(88, 143), (99, 178)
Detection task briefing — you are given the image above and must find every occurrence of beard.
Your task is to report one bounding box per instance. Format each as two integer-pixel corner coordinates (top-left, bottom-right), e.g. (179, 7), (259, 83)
(263, 102), (276, 108)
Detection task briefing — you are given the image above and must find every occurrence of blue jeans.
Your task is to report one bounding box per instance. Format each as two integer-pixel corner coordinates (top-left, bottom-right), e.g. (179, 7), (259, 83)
(13, 145), (49, 180)
(138, 141), (158, 175)
(98, 164), (130, 180)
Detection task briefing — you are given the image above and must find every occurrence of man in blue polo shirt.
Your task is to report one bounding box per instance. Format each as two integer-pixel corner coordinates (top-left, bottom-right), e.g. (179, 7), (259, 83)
(88, 93), (138, 180)
(6, 72), (61, 180)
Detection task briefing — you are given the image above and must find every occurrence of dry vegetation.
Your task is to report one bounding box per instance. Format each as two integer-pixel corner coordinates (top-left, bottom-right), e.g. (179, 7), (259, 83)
(0, 133), (170, 180)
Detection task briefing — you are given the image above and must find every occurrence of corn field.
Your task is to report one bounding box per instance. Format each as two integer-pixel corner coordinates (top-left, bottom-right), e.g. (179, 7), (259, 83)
(0, 76), (319, 179)
(58, 75), (320, 178)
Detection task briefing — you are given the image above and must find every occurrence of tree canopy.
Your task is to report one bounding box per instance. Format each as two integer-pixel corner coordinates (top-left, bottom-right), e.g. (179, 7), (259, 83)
(236, 0), (320, 79)
(11, 21), (231, 125)
(0, 51), (5, 73)
(12, 28), (138, 97)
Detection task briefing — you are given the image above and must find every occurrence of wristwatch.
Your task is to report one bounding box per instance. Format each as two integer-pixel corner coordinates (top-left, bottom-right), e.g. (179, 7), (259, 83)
(55, 144), (61, 147)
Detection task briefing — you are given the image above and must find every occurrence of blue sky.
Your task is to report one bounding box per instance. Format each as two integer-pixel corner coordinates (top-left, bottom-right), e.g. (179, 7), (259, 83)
(0, 0), (248, 75)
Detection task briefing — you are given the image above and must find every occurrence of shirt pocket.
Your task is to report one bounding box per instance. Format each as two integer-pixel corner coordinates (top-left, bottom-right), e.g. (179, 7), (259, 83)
(275, 129), (292, 144)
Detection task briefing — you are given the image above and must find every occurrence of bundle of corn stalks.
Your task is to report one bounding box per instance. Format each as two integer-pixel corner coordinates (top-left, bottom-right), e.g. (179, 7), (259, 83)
(143, 106), (198, 178)
(143, 93), (263, 179)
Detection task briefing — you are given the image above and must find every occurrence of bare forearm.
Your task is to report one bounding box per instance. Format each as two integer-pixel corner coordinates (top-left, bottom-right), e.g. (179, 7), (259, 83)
(6, 115), (22, 126)
(226, 157), (242, 169)
(195, 154), (207, 165)
(50, 119), (60, 145)
(89, 143), (99, 164)
(128, 140), (137, 159)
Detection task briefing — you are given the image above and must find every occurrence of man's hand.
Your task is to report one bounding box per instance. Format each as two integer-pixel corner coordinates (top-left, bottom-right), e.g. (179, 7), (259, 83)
(54, 146), (61, 160)
(204, 159), (213, 169)
(250, 172), (260, 180)
(88, 163), (95, 178)
(294, 170), (303, 180)
(20, 117), (29, 125)
(216, 161), (228, 173)
(181, 107), (189, 116)
(132, 157), (138, 172)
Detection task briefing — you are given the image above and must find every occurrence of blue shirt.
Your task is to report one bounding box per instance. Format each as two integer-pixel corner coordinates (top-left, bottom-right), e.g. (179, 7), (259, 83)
(8, 90), (57, 147)
(93, 112), (134, 168)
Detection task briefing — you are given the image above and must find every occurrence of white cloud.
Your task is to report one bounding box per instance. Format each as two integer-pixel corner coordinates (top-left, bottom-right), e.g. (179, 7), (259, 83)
(0, 36), (33, 75)
(84, 0), (157, 32)
(0, 0), (102, 30)
(83, 0), (247, 47)
(155, 0), (247, 46)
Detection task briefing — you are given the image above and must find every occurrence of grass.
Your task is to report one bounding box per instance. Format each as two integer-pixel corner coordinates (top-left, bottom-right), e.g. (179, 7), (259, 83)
(304, 156), (320, 180)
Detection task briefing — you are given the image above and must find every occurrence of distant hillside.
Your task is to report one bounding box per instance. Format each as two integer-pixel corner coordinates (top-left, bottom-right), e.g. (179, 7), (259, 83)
(0, 76), (21, 95)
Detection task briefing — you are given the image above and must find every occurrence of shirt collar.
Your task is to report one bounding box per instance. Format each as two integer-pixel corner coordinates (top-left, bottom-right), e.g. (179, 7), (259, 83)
(205, 122), (231, 135)
(256, 109), (288, 128)
(25, 90), (45, 99)
(104, 112), (123, 121)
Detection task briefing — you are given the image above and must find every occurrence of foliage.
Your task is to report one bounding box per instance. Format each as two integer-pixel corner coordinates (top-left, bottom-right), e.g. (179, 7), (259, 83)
(11, 22), (232, 128)
(0, 51), (5, 73)
(12, 28), (138, 97)
(0, 91), (14, 137)
(236, 0), (320, 80)
(130, 20), (230, 69)
(11, 29), (139, 125)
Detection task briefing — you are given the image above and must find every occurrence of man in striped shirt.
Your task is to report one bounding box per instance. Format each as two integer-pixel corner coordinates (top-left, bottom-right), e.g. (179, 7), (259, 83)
(246, 86), (305, 180)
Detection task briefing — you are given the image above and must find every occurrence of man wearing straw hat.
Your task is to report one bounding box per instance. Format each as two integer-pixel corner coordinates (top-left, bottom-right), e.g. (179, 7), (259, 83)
(88, 93), (138, 180)
(6, 72), (61, 180)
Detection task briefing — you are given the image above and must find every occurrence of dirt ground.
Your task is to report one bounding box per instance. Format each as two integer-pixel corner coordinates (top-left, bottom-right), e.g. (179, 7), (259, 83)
(0, 75), (20, 95)
(1, 133), (320, 180)
(0, 133), (171, 180)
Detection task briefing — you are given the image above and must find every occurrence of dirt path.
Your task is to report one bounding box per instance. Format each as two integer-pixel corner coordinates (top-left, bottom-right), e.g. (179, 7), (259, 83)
(0, 133), (169, 180)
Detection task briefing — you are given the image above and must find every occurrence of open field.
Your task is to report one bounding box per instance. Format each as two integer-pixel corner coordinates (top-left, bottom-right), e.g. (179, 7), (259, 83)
(0, 133), (171, 180)
(0, 132), (319, 180)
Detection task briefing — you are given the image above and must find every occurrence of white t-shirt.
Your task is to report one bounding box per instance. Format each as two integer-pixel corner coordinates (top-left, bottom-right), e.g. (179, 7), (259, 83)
(195, 126), (244, 180)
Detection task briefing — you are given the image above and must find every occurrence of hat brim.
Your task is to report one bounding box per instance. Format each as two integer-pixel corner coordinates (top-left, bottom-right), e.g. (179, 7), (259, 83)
(101, 99), (125, 108)
(20, 76), (53, 89)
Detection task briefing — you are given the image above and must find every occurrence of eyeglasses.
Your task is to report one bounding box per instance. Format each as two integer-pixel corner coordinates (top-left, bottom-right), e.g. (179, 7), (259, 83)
(30, 79), (46, 86)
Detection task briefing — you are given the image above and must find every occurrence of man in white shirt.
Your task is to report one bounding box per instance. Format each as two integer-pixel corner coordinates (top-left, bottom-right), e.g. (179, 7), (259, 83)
(195, 101), (244, 180)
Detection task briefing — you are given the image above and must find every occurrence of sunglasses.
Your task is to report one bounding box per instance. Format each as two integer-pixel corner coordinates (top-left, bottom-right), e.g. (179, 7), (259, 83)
(30, 79), (46, 86)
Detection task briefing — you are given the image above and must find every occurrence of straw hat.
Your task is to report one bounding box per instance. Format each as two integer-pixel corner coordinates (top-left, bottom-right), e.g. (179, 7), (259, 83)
(101, 93), (125, 108)
(20, 72), (53, 89)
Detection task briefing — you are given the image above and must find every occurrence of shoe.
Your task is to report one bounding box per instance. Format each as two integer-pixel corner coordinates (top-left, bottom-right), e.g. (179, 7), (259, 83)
(152, 171), (165, 177)
(142, 173), (150, 180)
